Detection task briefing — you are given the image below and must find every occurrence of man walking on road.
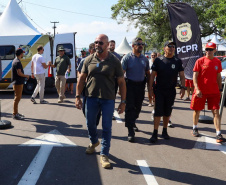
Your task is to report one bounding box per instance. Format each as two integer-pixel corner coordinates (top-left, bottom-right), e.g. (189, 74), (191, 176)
(49, 46), (71, 103)
(190, 42), (226, 143)
(149, 41), (185, 143)
(30, 45), (49, 104)
(121, 37), (150, 142)
(75, 34), (126, 169)
(11, 48), (30, 120)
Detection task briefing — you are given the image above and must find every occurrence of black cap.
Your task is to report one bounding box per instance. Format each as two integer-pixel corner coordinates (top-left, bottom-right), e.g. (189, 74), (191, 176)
(132, 37), (142, 45)
(164, 40), (176, 47)
(16, 48), (25, 56)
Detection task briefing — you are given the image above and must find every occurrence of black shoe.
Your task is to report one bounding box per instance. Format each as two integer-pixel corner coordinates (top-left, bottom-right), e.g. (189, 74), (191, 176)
(40, 100), (49, 104)
(150, 134), (158, 143)
(128, 135), (135, 142)
(216, 134), (226, 143)
(12, 114), (23, 120)
(162, 131), (170, 140)
(191, 128), (199, 137)
(31, 97), (37, 104)
(18, 113), (25, 118)
(133, 126), (139, 132)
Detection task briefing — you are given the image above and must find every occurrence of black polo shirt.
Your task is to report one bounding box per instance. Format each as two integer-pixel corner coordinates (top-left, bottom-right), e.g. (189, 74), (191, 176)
(152, 56), (184, 89)
(11, 57), (25, 85)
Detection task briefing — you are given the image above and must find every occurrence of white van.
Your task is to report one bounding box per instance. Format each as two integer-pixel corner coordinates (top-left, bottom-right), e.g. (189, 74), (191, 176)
(0, 33), (77, 94)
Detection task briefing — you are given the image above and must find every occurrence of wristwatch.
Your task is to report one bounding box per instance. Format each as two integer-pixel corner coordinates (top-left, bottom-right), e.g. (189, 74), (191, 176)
(75, 95), (80, 98)
(121, 100), (126, 104)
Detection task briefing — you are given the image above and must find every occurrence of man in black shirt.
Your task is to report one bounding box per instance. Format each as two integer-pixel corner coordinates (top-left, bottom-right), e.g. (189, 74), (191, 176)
(12, 48), (30, 120)
(149, 41), (185, 143)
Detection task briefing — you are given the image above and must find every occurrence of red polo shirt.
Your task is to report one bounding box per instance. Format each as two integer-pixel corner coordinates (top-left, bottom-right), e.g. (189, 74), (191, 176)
(193, 56), (222, 94)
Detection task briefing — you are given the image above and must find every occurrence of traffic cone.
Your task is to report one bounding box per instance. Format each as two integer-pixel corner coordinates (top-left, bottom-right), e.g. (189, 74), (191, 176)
(48, 65), (53, 77)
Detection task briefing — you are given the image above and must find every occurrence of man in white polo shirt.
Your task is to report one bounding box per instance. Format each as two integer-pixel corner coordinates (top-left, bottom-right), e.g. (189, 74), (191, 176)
(31, 45), (49, 104)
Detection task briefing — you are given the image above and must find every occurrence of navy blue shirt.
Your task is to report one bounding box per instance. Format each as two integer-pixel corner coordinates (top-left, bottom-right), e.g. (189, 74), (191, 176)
(152, 56), (184, 89)
(111, 51), (121, 61)
(121, 52), (149, 82)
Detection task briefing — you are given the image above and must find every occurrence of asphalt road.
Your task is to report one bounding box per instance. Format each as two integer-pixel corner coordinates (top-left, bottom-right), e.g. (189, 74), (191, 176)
(0, 87), (226, 185)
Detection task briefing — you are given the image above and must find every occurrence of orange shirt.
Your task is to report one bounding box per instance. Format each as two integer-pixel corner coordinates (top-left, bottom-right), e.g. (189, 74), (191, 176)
(193, 56), (222, 94)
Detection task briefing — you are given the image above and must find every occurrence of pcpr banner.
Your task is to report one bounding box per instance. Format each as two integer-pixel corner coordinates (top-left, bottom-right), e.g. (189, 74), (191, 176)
(167, 3), (203, 80)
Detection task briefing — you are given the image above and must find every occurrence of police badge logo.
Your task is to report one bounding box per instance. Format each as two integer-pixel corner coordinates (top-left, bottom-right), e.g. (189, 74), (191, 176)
(176, 22), (192, 42)
(172, 64), (175, 69)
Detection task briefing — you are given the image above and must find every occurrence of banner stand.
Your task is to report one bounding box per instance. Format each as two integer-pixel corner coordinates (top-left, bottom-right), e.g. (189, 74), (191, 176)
(0, 100), (12, 129)
(199, 105), (213, 124)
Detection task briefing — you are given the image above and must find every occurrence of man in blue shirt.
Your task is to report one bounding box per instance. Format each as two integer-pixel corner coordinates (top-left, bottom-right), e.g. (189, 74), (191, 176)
(121, 37), (151, 142)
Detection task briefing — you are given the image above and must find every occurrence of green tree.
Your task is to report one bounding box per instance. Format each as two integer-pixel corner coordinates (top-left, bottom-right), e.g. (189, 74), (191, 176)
(111, 0), (224, 51)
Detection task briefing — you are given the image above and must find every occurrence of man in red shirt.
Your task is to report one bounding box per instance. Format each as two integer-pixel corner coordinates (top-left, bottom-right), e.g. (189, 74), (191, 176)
(190, 42), (225, 143)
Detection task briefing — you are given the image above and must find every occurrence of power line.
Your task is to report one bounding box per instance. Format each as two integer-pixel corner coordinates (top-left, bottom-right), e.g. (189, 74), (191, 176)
(23, 1), (111, 19)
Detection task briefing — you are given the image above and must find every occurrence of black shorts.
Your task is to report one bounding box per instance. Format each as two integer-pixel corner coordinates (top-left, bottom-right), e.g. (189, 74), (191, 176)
(154, 88), (176, 117)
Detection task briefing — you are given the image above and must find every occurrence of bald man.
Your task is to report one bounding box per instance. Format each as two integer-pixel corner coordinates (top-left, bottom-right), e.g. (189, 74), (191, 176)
(75, 34), (126, 169)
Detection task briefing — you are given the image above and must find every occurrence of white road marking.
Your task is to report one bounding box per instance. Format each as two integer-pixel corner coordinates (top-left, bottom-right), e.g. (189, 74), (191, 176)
(195, 134), (226, 155)
(114, 110), (123, 123)
(18, 129), (76, 185)
(137, 160), (159, 185)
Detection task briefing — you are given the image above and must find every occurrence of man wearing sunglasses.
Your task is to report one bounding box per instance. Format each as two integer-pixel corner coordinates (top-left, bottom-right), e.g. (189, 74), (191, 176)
(149, 41), (185, 143)
(190, 42), (225, 143)
(75, 34), (126, 169)
(121, 37), (150, 142)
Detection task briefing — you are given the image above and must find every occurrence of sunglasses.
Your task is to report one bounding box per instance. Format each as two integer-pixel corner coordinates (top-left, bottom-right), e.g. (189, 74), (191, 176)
(167, 45), (175, 48)
(205, 48), (214, 51)
(94, 41), (104, 45)
(135, 43), (145, 46)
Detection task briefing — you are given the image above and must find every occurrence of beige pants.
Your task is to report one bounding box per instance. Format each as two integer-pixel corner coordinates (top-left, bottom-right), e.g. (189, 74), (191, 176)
(32, 73), (45, 101)
(55, 75), (66, 100)
(13, 84), (23, 115)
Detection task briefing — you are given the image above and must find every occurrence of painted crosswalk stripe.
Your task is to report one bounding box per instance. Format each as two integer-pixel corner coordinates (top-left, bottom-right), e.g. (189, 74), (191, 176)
(137, 160), (159, 185)
(114, 110), (123, 123)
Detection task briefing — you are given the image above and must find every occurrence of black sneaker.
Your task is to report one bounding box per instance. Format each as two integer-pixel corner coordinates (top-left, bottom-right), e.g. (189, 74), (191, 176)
(128, 135), (135, 142)
(133, 125), (139, 132)
(150, 134), (158, 143)
(216, 134), (226, 143)
(162, 131), (170, 140)
(31, 97), (37, 104)
(191, 128), (199, 137)
(12, 114), (23, 120)
(18, 113), (25, 118)
(40, 100), (49, 104)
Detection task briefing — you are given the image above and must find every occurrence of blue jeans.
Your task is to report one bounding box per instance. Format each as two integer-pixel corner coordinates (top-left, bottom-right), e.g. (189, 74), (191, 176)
(85, 97), (114, 156)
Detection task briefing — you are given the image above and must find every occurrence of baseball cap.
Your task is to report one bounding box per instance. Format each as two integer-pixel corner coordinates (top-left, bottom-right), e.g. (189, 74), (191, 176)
(58, 46), (65, 51)
(81, 48), (87, 52)
(205, 42), (216, 49)
(132, 37), (142, 45)
(164, 40), (176, 47)
(16, 48), (25, 56)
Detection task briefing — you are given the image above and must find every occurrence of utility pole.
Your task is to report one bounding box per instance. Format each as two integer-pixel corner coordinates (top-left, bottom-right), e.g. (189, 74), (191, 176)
(50, 21), (59, 37)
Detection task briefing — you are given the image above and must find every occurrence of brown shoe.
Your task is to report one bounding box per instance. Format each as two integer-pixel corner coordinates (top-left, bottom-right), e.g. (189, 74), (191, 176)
(100, 155), (111, 168)
(85, 141), (100, 154)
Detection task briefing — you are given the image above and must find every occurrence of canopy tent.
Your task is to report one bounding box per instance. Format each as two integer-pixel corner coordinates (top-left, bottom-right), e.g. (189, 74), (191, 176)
(209, 35), (226, 51)
(0, 0), (40, 36)
(115, 37), (132, 55)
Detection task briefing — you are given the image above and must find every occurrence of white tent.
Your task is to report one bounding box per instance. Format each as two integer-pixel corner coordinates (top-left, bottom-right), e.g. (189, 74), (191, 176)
(115, 37), (132, 55)
(0, 0), (40, 36)
(211, 35), (226, 52)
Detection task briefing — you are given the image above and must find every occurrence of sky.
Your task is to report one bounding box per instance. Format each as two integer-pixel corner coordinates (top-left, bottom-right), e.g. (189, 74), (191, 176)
(0, 0), (138, 50)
